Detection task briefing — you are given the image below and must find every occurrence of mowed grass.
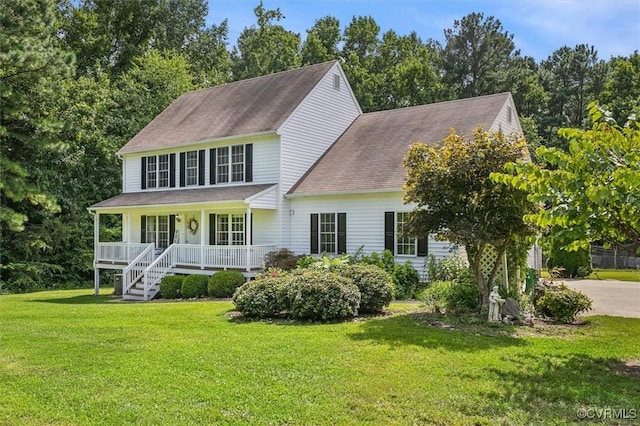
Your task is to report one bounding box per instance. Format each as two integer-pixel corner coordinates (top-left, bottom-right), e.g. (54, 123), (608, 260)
(589, 269), (640, 282)
(1, 289), (639, 425)
(539, 268), (640, 282)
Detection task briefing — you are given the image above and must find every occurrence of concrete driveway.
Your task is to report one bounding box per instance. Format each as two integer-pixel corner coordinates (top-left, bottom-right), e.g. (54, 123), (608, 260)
(566, 279), (640, 318)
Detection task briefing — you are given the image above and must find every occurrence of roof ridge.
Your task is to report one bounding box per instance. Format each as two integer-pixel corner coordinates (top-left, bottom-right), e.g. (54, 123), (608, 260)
(179, 60), (339, 97)
(361, 92), (511, 117)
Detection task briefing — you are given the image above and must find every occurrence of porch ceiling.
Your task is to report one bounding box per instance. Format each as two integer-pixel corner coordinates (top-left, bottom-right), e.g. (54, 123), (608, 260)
(89, 184), (277, 211)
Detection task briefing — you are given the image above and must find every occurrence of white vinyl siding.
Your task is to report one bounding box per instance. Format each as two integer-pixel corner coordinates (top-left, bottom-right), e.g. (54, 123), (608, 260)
(121, 135), (279, 193)
(287, 192), (458, 276)
(278, 62), (361, 195)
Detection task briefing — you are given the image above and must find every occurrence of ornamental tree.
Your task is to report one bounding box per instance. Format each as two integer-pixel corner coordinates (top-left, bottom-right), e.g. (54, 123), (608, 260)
(404, 129), (537, 307)
(493, 103), (640, 254)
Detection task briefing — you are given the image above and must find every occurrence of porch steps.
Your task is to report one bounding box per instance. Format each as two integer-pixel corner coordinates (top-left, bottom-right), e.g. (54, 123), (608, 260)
(123, 281), (160, 301)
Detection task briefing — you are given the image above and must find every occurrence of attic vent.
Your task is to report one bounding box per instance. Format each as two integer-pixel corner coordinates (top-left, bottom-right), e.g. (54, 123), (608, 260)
(333, 74), (340, 90)
(507, 105), (512, 123)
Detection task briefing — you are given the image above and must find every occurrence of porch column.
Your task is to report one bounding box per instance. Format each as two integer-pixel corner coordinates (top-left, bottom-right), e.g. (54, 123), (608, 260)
(246, 206), (252, 272)
(93, 212), (100, 295)
(200, 209), (206, 269)
(126, 212), (132, 261)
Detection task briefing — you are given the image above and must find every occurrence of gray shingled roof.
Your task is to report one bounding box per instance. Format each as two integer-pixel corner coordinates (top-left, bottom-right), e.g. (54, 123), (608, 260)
(118, 61), (338, 155)
(288, 93), (511, 196)
(90, 184), (276, 210)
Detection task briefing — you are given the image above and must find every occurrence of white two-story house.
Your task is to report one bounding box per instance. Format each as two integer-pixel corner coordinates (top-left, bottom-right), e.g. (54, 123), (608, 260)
(89, 60), (524, 300)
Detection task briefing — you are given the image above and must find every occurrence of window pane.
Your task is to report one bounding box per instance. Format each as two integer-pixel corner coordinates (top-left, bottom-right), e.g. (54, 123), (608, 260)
(186, 151), (198, 186)
(146, 156), (157, 188)
(146, 216), (157, 245)
(231, 214), (244, 245)
(231, 145), (244, 182)
(158, 216), (169, 248)
(217, 215), (229, 245)
(320, 213), (336, 253)
(217, 147), (229, 183)
(396, 212), (416, 256)
(158, 154), (169, 187)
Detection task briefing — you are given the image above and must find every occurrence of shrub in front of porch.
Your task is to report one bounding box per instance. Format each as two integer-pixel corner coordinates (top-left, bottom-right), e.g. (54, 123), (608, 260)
(159, 275), (184, 299)
(208, 271), (246, 298)
(181, 275), (209, 298)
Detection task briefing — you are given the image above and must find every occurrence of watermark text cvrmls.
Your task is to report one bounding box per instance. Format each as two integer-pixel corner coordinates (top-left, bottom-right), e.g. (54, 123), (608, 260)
(577, 407), (637, 420)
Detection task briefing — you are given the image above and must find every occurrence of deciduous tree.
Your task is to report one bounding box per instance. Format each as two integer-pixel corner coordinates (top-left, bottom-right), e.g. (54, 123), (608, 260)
(404, 129), (536, 306)
(493, 103), (640, 254)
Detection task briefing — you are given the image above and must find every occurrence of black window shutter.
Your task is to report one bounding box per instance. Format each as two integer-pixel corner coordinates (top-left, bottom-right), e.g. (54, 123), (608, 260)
(179, 152), (186, 187)
(209, 214), (216, 245)
(169, 154), (176, 188)
(169, 215), (176, 244)
(337, 213), (347, 254)
(384, 211), (395, 254)
(141, 157), (147, 189)
(141, 215), (147, 244)
(245, 143), (253, 182)
(310, 213), (319, 254)
(198, 149), (205, 186)
(209, 149), (216, 185)
(417, 236), (428, 257)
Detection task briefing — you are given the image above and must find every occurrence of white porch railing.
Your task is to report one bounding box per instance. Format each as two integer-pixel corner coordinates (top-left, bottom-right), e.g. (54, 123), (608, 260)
(122, 244), (155, 294)
(97, 243), (278, 300)
(97, 243), (152, 263)
(170, 244), (277, 270)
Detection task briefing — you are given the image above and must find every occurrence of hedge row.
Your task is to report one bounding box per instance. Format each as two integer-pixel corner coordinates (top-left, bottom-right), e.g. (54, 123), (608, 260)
(159, 270), (246, 299)
(232, 264), (393, 321)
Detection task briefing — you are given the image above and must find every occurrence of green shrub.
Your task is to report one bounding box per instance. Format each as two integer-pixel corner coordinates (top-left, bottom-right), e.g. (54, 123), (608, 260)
(263, 249), (303, 271)
(546, 245), (592, 278)
(417, 280), (479, 314)
(359, 250), (396, 274)
(426, 254), (473, 284)
(232, 277), (289, 317)
(391, 261), (420, 299)
(208, 271), (246, 298)
(159, 275), (184, 299)
(342, 264), (394, 313)
(286, 270), (360, 321)
(181, 274), (209, 298)
(534, 283), (592, 323)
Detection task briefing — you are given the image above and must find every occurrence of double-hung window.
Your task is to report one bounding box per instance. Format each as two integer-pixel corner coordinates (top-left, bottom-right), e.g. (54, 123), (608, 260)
(185, 150), (198, 186)
(158, 154), (169, 187)
(143, 215), (170, 248)
(142, 154), (173, 189)
(146, 156), (157, 188)
(320, 213), (336, 253)
(384, 211), (427, 257)
(310, 213), (346, 255)
(210, 144), (253, 185)
(396, 212), (416, 256)
(212, 214), (246, 246)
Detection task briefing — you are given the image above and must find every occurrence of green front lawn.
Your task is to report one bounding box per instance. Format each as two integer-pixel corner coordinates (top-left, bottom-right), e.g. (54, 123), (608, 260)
(1, 289), (639, 425)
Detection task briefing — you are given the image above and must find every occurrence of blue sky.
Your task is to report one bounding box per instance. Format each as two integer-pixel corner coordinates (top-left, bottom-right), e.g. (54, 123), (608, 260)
(207, 0), (640, 62)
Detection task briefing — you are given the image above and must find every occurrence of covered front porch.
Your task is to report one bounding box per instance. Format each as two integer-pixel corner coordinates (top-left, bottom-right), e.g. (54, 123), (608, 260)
(89, 184), (279, 300)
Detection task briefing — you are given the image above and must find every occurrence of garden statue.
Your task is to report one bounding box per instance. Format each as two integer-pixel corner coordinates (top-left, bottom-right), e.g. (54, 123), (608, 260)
(488, 286), (505, 322)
